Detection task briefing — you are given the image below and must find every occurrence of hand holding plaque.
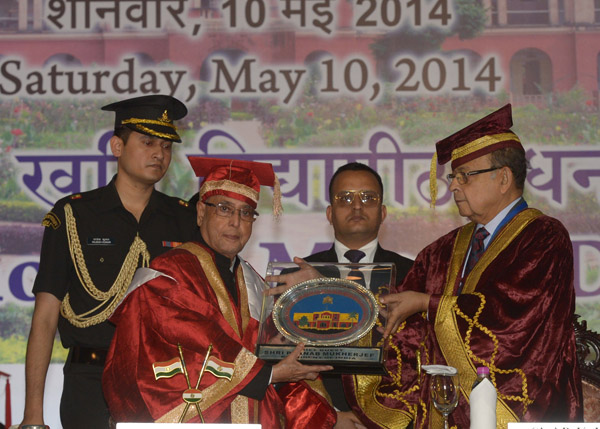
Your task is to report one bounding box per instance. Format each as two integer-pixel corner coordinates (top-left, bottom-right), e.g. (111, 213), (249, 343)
(257, 261), (395, 374)
(264, 256), (321, 295)
(271, 343), (333, 383)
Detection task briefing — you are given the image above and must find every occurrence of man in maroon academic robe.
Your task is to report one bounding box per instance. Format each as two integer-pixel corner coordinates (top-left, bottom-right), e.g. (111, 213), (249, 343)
(344, 105), (583, 428)
(102, 157), (336, 427)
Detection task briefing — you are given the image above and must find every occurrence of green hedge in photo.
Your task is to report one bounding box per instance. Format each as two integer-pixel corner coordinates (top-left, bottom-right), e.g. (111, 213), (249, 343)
(0, 304), (67, 364)
(0, 200), (47, 223)
(0, 335), (68, 364)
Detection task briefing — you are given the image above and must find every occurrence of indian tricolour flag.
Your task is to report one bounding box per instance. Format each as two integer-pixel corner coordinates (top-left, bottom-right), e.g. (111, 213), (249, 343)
(205, 356), (235, 380)
(152, 357), (183, 380)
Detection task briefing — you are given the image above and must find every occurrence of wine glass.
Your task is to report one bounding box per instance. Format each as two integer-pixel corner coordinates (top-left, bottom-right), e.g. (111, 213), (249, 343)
(430, 373), (459, 429)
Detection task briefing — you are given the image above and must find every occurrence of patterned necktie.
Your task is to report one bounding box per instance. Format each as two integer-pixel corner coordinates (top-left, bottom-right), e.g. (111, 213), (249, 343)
(344, 249), (366, 286)
(464, 227), (490, 277)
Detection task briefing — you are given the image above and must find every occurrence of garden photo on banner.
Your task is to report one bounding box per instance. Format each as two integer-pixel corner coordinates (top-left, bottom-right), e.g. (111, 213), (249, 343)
(1, 0), (599, 427)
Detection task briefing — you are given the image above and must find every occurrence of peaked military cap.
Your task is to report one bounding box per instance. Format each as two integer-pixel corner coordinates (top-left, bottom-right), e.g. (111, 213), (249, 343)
(102, 94), (187, 142)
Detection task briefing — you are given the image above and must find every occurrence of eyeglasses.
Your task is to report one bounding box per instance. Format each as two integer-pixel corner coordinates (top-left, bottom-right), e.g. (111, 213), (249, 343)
(204, 202), (259, 223)
(333, 190), (381, 206)
(446, 167), (501, 185)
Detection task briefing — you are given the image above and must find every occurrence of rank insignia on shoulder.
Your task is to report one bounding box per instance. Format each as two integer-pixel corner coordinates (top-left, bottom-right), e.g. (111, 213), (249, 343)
(42, 212), (61, 229)
(70, 194), (82, 200)
(178, 199), (189, 207)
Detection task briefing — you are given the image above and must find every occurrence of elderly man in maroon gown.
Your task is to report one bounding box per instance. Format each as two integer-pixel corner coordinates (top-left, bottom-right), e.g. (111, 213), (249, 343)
(343, 105), (583, 428)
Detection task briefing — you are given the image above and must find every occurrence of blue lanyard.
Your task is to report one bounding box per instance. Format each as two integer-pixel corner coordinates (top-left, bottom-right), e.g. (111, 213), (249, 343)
(458, 198), (528, 294)
(486, 198), (528, 245)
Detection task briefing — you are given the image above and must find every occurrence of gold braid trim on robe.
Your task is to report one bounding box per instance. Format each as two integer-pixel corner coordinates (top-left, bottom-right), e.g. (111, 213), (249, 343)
(345, 295), (423, 427)
(231, 395), (250, 424)
(351, 327), (427, 428)
(435, 208), (542, 429)
(156, 348), (258, 423)
(354, 374), (415, 428)
(155, 242), (258, 423)
(177, 242), (247, 338)
(236, 266), (251, 336)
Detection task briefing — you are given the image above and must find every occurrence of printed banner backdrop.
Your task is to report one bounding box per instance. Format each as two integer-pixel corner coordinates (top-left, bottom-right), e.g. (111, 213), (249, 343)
(1, 0), (600, 427)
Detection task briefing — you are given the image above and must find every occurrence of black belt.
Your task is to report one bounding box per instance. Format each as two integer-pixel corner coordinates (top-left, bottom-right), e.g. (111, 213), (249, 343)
(70, 346), (108, 366)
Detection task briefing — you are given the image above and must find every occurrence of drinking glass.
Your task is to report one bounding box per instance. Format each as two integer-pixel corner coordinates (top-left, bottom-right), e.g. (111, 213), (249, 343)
(430, 373), (459, 429)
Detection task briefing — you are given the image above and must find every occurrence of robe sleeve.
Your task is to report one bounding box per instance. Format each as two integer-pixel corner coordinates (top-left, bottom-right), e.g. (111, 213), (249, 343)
(278, 381), (337, 428)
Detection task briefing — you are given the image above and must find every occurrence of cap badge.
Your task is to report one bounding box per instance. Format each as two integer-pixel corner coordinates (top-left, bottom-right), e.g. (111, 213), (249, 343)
(159, 110), (171, 124)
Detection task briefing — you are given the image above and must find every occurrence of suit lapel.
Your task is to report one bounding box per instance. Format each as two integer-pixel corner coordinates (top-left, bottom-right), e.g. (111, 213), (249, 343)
(323, 246), (338, 262)
(371, 245), (394, 294)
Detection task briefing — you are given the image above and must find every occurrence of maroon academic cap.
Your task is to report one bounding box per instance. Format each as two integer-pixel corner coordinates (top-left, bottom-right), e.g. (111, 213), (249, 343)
(429, 104), (524, 206)
(435, 104), (523, 169)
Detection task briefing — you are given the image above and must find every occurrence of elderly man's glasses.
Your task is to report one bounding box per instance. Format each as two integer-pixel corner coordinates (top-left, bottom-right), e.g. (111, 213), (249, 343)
(333, 190), (381, 206)
(204, 202), (259, 222)
(446, 167), (500, 185)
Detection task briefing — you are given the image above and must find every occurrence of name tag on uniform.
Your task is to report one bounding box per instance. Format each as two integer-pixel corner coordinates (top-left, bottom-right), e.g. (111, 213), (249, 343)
(88, 237), (115, 245)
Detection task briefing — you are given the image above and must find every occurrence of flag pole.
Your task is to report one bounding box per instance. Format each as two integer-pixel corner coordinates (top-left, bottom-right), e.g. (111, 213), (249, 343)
(176, 344), (192, 423)
(190, 344), (213, 423)
(195, 344), (213, 389)
(0, 371), (11, 427)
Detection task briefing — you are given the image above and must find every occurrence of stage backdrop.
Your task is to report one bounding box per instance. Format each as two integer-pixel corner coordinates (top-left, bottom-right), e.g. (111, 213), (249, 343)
(1, 0), (599, 427)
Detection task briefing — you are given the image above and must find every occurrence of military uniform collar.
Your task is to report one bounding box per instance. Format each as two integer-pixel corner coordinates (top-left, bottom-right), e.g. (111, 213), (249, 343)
(96, 175), (126, 213)
(98, 175), (165, 217)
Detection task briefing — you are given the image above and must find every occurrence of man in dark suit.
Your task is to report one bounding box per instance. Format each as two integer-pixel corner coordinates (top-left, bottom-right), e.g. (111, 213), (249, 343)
(304, 162), (413, 428)
(305, 162), (412, 291)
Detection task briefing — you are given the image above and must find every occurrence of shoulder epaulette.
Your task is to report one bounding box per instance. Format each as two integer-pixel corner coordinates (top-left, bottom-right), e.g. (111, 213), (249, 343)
(41, 211), (61, 229)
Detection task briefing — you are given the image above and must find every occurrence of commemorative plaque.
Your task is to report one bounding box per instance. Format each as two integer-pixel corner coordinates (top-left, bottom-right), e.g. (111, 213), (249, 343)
(256, 261), (395, 374)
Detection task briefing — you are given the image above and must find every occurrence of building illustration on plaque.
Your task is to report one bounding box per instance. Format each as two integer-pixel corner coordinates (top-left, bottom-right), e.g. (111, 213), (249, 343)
(292, 295), (362, 333)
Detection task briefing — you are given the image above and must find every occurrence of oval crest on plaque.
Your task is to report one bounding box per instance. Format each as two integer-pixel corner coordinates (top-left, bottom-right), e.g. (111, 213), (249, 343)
(272, 278), (379, 346)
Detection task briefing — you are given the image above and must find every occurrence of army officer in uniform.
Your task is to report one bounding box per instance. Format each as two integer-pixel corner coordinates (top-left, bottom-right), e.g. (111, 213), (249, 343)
(20, 95), (198, 429)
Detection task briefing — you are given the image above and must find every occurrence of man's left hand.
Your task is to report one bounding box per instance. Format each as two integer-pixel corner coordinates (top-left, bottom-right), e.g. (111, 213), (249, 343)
(264, 257), (321, 296)
(271, 343), (333, 383)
